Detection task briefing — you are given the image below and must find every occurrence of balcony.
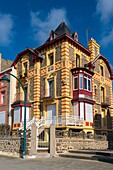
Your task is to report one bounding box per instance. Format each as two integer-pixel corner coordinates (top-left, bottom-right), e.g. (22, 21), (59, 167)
(40, 115), (84, 127)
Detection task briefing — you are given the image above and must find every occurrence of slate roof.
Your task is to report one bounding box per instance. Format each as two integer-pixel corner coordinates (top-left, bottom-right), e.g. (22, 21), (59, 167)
(45, 21), (72, 43)
(55, 21), (72, 37)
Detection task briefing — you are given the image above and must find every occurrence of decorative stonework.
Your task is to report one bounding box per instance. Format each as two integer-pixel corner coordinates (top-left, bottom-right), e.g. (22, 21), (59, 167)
(28, 69), (34, 78)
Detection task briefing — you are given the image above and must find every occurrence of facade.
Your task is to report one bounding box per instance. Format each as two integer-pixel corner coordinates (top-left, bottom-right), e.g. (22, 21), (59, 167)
(11, 22), (113, 135)
(0, 54), (13, 126)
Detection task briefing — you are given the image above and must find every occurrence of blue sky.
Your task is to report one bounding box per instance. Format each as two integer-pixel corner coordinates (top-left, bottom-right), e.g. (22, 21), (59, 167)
(0, 0), (113, 68)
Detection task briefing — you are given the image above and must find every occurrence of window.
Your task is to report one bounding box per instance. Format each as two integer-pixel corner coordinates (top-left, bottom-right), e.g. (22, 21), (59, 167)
(79, 74), (83, 89)
(73, 103), (78, 117)
(48, 78), (54, 97)
(1, 91), (6, 104)
(76, 54), (80, 67)
(84, 75), (91, 91)
(101, 87), (105, 103)
(24, 62), (28, 76)
(0, 111), (5, 124)
(73, 75), (78, 90)
(14, 107), (20, 123)
(85, 103), (93, 122)
(80, 102), (84, 120)
(100, 65), (104, 76)
(48, 53), (54, 66)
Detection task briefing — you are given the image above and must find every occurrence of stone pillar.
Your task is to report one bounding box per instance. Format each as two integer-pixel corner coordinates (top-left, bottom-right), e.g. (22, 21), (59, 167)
(29, 123), (37, 158)
(50, 124), (56, 157)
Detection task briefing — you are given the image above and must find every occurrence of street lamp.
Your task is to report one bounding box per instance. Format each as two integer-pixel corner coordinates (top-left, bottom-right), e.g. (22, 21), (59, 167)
(0, 72), (27, 158)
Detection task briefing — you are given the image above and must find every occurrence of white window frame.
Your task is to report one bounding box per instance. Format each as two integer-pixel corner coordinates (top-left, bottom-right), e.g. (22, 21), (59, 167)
(79, 74), (83, 89)
(73, 75), (78, 90)
(85, 103), (93, 122)
(84, 75), (91, 91)
(47, 78), (54, 97)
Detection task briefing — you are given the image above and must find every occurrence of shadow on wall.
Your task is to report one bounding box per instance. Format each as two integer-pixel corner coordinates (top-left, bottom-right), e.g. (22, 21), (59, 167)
(93, 108), (113, 149)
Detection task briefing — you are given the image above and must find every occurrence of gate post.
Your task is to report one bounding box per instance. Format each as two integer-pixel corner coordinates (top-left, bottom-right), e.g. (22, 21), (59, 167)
(29, 123), (37, 158)
(50, 124), (56, 157)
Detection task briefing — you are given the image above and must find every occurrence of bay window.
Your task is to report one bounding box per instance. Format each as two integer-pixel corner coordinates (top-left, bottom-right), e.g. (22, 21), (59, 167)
(73, 72), (92, 92)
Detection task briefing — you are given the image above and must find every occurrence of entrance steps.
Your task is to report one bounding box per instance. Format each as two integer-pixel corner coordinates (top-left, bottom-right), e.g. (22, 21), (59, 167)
(59, 149), (113, 163)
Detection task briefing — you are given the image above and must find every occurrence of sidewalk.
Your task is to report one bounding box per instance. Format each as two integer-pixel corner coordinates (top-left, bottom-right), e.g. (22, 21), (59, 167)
(59, 149), (113, 164)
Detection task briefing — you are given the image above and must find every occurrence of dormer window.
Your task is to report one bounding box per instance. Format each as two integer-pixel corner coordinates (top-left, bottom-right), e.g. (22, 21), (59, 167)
(50, 30), (57, 41)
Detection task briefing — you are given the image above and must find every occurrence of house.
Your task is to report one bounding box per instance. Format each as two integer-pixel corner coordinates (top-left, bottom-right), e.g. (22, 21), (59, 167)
(0, 53), (13, 126)
(11, 21), (113, 136)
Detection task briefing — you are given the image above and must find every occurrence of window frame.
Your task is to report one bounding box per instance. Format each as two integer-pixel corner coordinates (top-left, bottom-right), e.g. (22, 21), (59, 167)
(47, 78), (54, 97)
(84, 75), (91, 91)
(48, 53), (54, 66)
(79, 74), (83, 89)
(76, 54), (80, 67)
(100, 65), (104, 76)
(1, 90), (6, 104)
(73, 75), (78, 90)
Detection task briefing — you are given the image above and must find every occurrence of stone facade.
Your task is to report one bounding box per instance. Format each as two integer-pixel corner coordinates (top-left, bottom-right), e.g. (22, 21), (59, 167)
(56, 70), (61, 96)
(56, 138), (108, 153)
(69, 46), (74, 62)
(55, 46), (61, 62)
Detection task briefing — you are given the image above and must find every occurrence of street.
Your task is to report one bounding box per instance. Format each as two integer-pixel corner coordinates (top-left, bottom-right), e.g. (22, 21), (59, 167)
(0, 156), (113, 170)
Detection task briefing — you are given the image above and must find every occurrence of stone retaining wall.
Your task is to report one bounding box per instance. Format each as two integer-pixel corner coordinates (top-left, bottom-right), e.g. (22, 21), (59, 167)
(0, 137), (31, 157)
(56, 138), (108, 153)
(0, 137), (21, 157)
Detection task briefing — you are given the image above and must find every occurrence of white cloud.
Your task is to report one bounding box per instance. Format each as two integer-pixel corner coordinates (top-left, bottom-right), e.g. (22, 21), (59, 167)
(101, 28), (113, 46)
(96, 0), (113, 23)
(0, 13), (14, 46)
(30, 8), (68, 44)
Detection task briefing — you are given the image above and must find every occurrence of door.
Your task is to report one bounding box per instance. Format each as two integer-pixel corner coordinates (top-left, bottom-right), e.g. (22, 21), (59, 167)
(47, 104), (56, 126)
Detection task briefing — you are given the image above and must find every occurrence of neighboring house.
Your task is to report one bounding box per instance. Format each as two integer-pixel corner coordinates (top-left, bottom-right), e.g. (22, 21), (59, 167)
(10, 22), (113, 136)
(11, 48), (43, 129)
(0, 53), (13, 126)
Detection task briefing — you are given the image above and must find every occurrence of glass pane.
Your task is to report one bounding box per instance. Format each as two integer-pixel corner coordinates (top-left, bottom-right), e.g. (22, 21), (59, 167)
(74, 76), (78, 89)
(79, 74), (83, 89)
(84, 77), (87, 90)
(88, 79), (91, 91)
